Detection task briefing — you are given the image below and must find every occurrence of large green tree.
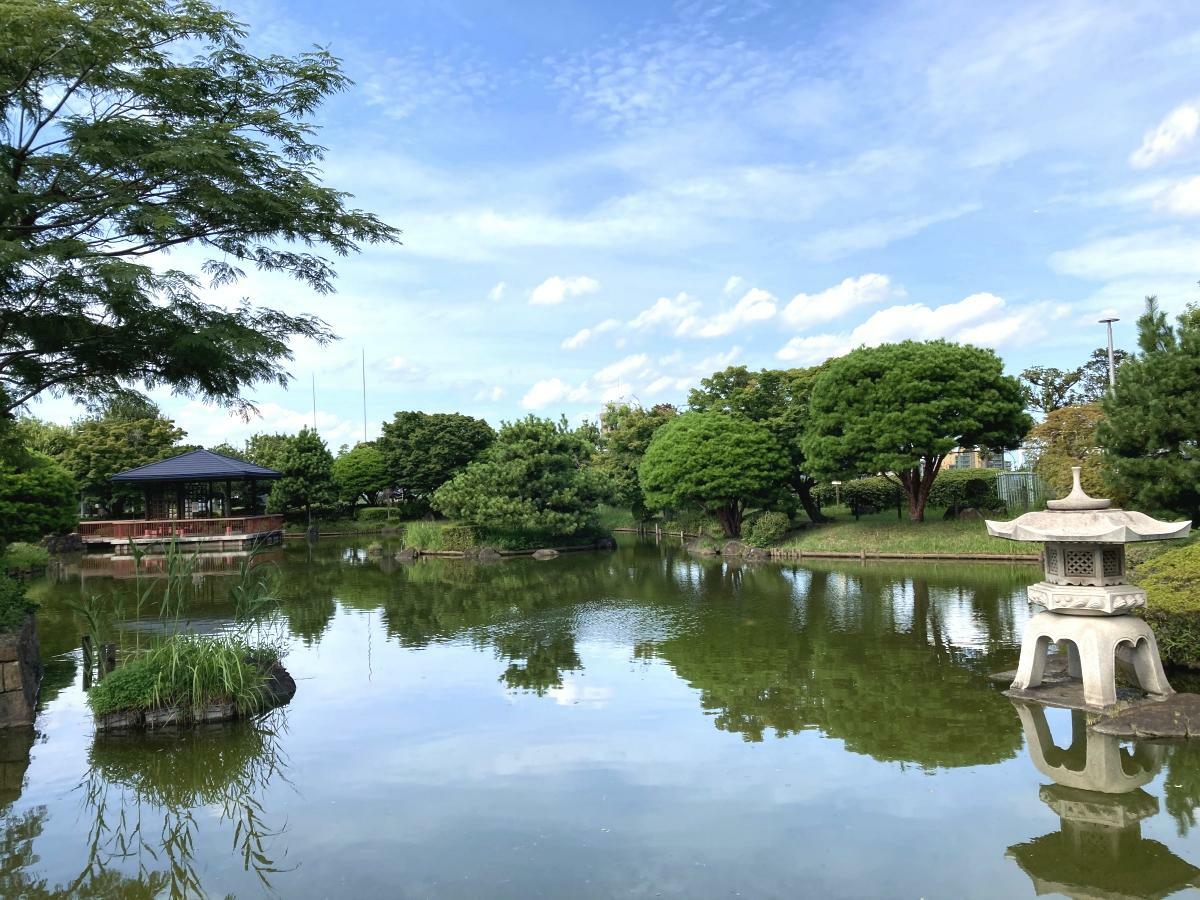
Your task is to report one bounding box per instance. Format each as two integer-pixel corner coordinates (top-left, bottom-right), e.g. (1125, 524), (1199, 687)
(595, 401), (678, 520)
(0, 0), (397, 417)
(638, 411), (788, 537)
(803, 341), (1030, 522)
(1100, 297), (1200, 521)
(433, 416), (607, 537)
(0, 449), (76, 541)
(688, 364), (828, 522)
(267, 427), (334, 520)
(332, 442), (388, 506)
(379, 411), (494, 506)
(59, 404), (184, 514)
(1025, 403), (1107, 498)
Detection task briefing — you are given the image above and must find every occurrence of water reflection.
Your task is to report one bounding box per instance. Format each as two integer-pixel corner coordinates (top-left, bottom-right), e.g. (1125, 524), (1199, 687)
(73, 712), (292, 897)
(1009, 702), (1200, 898)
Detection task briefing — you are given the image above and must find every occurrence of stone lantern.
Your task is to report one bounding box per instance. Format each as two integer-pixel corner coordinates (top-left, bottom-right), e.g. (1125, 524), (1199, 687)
(986, 467), (1190, 709)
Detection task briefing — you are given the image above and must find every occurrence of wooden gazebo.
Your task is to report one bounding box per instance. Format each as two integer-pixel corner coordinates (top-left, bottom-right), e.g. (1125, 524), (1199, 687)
(78, 449), (285, 553)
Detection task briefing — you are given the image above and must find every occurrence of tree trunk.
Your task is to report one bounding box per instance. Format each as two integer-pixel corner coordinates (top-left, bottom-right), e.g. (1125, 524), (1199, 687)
(714, 501), (743, 538)
(897, 455), (944, 523)
(795, 477), (828, 523)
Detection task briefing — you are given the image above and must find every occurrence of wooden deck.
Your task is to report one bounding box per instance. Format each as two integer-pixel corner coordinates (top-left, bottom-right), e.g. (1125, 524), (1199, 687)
(78, 515), (285, 553)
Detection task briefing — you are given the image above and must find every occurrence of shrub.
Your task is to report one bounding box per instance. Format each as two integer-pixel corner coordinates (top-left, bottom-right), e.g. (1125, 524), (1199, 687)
(0, 451), (76, 542)
(2, 542), (50, 572)
(1134, 541), (1200, 668)
(841, 476), (903, 511)
(356, 506), (393, 523)
(928, 469), (1002, 511)
(746, 511), (791, 547)
(0, 576), (35, 633)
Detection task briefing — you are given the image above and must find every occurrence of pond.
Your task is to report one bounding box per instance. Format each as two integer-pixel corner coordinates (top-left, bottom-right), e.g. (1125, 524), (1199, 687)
(6, 536), (1200, 898)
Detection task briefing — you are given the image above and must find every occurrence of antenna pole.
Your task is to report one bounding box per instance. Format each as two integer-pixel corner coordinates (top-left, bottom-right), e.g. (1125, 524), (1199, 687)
(362, 348), (368, 443)
(311, 373), (317, 432)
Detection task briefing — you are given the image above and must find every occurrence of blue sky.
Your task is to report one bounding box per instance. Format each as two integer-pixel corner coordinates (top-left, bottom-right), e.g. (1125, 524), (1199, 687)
(32, 0), (1200, 447)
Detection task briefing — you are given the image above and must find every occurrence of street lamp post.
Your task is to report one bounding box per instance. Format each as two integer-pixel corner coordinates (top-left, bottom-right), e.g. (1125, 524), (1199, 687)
(1099, 317), (1119, 389)
(831, 480), (842, 507)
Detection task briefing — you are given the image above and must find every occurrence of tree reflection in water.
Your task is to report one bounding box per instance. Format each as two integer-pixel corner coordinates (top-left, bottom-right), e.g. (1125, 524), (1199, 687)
(70, 710), (293, 898)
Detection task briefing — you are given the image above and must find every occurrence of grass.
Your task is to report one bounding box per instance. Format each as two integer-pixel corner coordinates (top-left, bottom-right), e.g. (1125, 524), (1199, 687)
(2, 542), (50, 573)
(84, 545), (289, 718)
(87, 634), (277, 717)
(777, 508), (1030, 556)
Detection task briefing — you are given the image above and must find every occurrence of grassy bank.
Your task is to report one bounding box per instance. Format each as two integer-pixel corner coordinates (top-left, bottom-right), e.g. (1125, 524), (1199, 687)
(777, 508), (1029, 556)
(608, 505), (1032, 557)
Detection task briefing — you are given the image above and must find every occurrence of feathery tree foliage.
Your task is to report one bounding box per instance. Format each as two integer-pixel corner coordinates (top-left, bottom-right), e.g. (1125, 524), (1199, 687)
(688, 364), (827, 522)
(1025, 402), (1108, 498)
(433, 416), (607, 537)
(638, 411), (788, 538)
(1101, 297), (1200, 521)
(803, 341), (1030, 522)
(0, 0), (398, 417)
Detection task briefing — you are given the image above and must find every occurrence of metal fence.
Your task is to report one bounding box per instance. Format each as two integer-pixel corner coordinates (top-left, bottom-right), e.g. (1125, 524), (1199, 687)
(997, 471), (1048, 512)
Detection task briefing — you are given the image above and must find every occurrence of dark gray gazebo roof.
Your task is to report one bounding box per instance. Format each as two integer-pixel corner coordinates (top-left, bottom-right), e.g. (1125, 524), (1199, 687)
(110, 449), (282, 483)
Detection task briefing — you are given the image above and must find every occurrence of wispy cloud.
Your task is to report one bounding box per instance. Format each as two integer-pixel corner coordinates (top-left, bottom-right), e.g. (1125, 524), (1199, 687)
(529, 275), (601, 305)
(1130, 102), (1200, 169)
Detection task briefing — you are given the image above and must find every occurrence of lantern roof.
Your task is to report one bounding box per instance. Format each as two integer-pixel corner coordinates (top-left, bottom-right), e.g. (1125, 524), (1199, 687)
(985, 468), (1191, 544)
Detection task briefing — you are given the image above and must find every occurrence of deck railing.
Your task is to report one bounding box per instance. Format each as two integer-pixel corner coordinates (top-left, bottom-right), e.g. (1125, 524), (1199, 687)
(78, 514), (285, 541)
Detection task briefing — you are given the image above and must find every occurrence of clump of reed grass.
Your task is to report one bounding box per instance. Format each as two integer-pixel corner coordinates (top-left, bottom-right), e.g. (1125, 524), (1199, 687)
(88, 634), (277, 717)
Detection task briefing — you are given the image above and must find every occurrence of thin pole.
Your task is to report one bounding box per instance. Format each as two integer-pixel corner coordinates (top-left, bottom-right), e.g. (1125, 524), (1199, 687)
(362, 347), (368, 443)
(1100, 317), (1119, 389)
(311, 373), (317, 432)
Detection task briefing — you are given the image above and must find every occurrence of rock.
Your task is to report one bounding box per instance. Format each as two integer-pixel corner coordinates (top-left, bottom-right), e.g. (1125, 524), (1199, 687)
(594, 536), (618, 551)
(721, 541), (749, 557)
(42, 532), (83, 554)
(957, 507), (984, 521)
(96, 709), (145, 731)
(394, 548), (418, 562)
(475, 547), (503, 562)
(532, 549), (559, 560)
(1092, 693), (1200, 738)
(685, 540), (719, 556)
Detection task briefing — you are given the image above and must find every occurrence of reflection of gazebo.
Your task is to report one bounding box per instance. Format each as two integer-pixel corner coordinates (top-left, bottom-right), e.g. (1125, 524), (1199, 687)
(78, 450), (285, 554)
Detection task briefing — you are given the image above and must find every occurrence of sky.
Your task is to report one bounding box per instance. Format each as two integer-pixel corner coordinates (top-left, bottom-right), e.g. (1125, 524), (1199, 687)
(29, 0), (1200, 448)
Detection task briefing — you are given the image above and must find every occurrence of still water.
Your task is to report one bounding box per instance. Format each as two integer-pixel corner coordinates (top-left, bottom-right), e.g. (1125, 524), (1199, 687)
(6, 536), (1200, 898)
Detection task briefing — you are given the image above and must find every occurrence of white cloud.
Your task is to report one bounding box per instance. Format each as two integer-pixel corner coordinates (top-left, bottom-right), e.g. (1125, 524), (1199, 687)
(561, 318), (620, 349)
(776, 334), (851, 365)
(1156, 176), (1200, 216)
(487, 281), (506, 301)
(176, 400), (358, 449)
(723, 275), (744, 296)
(1130, 103), (1200, 169)
(674, 288), (777, 338)
(381, 356), (429, 381)
(522, 378), (572, 409)
(798, 205), (978, 261)
(781, 274), (903, 330)
(474, 385), (505, 402)
(529, 275), (601, 305)
(1049, 230), (1200, 280)
(776, 293), (1057, 364)
(594, 353), (649, 384)
(628, 292), (700, 329)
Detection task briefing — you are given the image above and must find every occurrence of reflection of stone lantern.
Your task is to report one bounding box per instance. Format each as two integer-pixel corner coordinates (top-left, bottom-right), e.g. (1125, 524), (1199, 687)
(987, 467), (1190, 709)
(1007, 702), (1200, 899)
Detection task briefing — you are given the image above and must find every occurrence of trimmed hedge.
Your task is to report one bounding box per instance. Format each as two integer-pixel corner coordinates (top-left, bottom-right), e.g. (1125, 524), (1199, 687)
(928, 469), (1001, 511)
(356, 506), (393, 523)
(1134, 541), (1200, 668)
(842, 476), (902, 511)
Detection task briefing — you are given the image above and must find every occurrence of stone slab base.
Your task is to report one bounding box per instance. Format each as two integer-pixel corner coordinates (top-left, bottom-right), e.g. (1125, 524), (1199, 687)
(1091, 693), (1200, 739)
